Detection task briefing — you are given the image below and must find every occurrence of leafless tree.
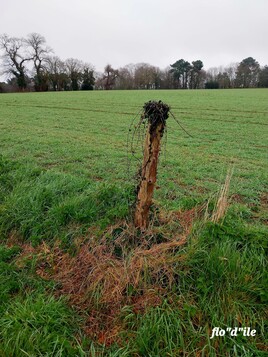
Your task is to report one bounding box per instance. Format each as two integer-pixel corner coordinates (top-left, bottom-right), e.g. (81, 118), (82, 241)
(65, 58), (83, 90)
(206, 67), (221, 82)
(45, 56), (68, 91)
(205, 63), (239, 89)
(134, 63), (160, 89)
(26, 33), (52, 91)
(158, 67), (176, 89)
(0, 34), (32, 90)
(115, 64), (136, 89)
(225, 63), (238, 88)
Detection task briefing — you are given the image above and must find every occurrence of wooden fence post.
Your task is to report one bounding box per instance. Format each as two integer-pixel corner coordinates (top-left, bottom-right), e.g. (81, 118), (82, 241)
(134, 101), (170, 230)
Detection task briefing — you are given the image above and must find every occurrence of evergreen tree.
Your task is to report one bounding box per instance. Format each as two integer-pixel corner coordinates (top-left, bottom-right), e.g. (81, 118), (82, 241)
(235, 57), (260, 88)
(81, 67), (95, 90)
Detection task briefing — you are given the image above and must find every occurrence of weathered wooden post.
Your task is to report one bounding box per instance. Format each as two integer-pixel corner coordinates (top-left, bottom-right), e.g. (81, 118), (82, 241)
(134, 101), (170, 230)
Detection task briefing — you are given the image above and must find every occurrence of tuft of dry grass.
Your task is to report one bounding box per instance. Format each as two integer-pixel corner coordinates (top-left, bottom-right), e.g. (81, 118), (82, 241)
(211, 167), (233, 223)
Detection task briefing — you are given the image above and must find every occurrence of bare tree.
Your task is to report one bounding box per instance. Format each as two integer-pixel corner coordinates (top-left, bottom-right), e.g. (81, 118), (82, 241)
(94, 71), (105, 90)
(225, 63), (238, 88)
(46, 56), (68, 91)
(26, 33), (52, 91)
(160, 67), (177, 89)
(205, 63), (239, 89)
(134, 63), (160, 89)
(115, 65), (135, 89)
(206, 67), (221, 82)
(217, 71), (231, 88)
(0, 34), (32, 90)
(65, 58), (83, 90)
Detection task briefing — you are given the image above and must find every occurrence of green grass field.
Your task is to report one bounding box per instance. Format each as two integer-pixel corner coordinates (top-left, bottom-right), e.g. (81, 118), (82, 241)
(0, 89), (267, 356)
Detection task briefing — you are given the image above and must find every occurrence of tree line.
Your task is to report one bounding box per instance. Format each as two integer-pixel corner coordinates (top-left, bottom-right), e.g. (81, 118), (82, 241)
(1, 33), (268, 92)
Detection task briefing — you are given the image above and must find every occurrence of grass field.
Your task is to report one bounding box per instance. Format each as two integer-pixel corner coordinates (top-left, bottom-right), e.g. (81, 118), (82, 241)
(0, 89), (267, 356)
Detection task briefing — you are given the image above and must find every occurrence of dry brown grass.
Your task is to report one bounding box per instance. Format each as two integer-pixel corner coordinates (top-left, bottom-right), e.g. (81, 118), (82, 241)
(49, 238), (186, 343)
(211, 167), (233, 223)
(10, 205), (201, 344)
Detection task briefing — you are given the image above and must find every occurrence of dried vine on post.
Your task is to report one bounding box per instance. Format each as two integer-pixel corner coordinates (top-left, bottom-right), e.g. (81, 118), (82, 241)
(134, 100), (170, 230)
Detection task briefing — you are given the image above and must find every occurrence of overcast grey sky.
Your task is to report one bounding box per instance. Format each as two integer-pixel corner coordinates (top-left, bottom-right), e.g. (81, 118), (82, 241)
(1, 0), (268, 71)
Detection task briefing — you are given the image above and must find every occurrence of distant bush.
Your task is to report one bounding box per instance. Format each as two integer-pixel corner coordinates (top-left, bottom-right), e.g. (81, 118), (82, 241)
(205, 81), (220, 89)
(0, 82), (21, 93)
